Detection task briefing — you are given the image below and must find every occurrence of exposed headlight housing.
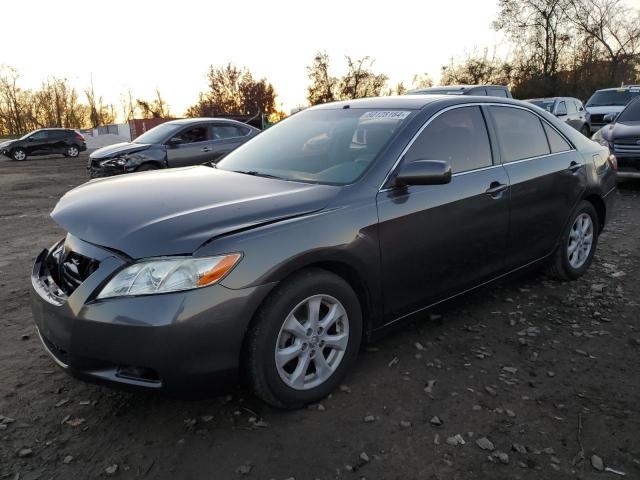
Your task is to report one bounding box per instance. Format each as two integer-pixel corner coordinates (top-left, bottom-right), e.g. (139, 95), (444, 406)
(97, 253), (241, 299)
(100, 156), (127, 167)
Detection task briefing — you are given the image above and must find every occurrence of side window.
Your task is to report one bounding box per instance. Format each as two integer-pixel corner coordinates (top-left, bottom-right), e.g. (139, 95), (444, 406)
(171, 126), (208, 144)
(31, 131), (48, 140)
(404, 106), (493, 173)
(542, 122), (572, 153)
(212, 125), (243, 140)
(489, 106), (550, 162)
(556, 101), (567, 116)
(566, 100), (577, 114)
(487, 88), (508, 98)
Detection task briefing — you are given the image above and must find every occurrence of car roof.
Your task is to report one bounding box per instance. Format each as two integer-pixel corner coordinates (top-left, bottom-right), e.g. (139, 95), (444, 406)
(408, 85), (508, 94)
(594, 86), (640, 92)
(165, 117), (253, 126)
(527, 97), (579, 102)
(311, 95), (526, 111)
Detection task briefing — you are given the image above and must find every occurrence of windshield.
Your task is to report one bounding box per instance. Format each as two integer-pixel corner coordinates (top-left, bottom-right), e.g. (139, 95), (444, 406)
(530, 100), (555, 112)
(134, 123), (180, 144)
(217, 109), (414, 185)
(586, 89), (640, 107)
(617, 98), (640, 123)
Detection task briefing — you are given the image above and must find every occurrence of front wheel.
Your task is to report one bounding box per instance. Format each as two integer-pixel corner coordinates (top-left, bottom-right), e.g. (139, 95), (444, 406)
(245, 268), (362, 408)
(135, 163), (159, 172)
(549, 201), (599, 280)
(12, 148), (26, 161)
(580, 125), (591, 137)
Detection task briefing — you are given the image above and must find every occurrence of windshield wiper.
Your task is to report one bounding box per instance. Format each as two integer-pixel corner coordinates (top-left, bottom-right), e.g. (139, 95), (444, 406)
(233, 170), (285, 180)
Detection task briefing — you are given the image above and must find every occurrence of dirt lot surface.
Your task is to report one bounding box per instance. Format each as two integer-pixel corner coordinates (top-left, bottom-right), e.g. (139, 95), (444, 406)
(1, 154), (639, 480)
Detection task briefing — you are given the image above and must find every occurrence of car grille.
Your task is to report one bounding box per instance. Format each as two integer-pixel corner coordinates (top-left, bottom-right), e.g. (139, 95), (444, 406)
(613, 138), (640, 158)
(46, 242), (100, 296)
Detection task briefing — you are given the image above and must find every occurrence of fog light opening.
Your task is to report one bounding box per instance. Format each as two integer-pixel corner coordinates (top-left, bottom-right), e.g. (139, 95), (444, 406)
(116, 365), (160, 383)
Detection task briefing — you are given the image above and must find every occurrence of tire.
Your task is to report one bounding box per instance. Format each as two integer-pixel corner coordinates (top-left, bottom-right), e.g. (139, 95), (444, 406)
(548, 201), (599, 281)
(580, 125), (590, 137)
(11, 148), (26, 161)
(135, 163), (159, 172)
(66, 145), (80, 158)
(245, 268), (362, 409)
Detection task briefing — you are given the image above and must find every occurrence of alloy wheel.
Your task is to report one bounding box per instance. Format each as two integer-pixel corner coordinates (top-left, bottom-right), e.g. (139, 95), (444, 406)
(13, 150), (26, 161)
(68, 146), (79, 157)
(274, 294), (349, 390)
(567, 213), (593, 269)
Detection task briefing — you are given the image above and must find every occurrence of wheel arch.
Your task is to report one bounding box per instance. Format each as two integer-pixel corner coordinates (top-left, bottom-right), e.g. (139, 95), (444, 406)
(583, 193), (606, 231)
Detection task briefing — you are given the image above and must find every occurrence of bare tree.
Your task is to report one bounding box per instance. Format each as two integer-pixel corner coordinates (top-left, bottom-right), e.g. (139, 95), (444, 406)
(85, 77), (115, 127)
(136, 88), (171, 119)
(565, 0), (640, 81)
(339, 56), (388, 100)
(306, 51), (339, 105)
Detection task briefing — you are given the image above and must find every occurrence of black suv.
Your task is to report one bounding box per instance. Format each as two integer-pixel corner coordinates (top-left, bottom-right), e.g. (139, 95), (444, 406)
(407, 85), (512, 98)
(0, 128), (86, 161)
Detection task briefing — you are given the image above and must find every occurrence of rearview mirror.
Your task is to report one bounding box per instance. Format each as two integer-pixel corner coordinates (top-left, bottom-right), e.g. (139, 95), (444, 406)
(167, 137), (182, 147)
(603, 113), (617, 123)
(395, 160), (452, 187)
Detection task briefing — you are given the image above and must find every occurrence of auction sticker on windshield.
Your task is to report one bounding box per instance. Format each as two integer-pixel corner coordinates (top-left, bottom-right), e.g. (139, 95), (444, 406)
(360, 111), (411, 120)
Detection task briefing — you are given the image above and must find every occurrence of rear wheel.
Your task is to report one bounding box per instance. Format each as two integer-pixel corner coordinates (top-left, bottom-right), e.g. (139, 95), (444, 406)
(245, 268), (362, 408)
(66, 145), (80, 158)
(549, 201), (599, 280)
(11, 148), (26, 161)
(580, 125), (590, 137)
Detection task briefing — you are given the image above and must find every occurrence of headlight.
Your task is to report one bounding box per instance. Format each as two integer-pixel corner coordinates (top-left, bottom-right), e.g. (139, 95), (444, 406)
(100, 157), (127, 167)
(97, 253), (241, 299)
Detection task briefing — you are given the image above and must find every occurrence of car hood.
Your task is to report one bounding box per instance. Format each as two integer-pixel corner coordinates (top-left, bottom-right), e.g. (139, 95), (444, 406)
(90, 142), (152, 159)
(601, 121), (640, 142)
(51, 166), (340, 258)
(0, 139), (15, 149)
(586, 105), (626, 115)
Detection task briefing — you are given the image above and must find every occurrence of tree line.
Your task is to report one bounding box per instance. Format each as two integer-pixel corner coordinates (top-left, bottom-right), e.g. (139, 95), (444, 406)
(0, 0), (638, 136)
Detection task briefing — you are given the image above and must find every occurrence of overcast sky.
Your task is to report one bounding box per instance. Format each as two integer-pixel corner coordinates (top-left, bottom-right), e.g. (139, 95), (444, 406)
(3, 0), (508, 116)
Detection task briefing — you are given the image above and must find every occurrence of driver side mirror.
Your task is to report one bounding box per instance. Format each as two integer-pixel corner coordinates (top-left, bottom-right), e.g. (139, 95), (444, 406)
(603, 113), (617, 124)
(395, 160), (452, 187)
(167, 137), (182, 147)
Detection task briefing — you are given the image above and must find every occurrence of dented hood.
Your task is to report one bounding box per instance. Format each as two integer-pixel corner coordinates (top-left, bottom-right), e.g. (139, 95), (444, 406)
(52, 166), (339, 259)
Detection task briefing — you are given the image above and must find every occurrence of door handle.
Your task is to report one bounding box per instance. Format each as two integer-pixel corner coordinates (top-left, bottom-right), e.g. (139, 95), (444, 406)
(485, 182), (508, 197)
(201, 147), (212, 153)
(568, 161), (581, 172)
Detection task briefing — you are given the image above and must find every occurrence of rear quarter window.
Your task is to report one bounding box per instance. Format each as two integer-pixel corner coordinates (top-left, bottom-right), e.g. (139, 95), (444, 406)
(542, 123), (572, 153)
(489, 106), (550, 162)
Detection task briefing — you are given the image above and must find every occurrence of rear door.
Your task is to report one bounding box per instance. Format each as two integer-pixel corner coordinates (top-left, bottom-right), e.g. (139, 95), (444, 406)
(209, 123), (250, 163)
(487, 105), (586, 268)
(377, 105), (510, 320)
(165, 124), (211, 167)
(49, 131), (67, 153)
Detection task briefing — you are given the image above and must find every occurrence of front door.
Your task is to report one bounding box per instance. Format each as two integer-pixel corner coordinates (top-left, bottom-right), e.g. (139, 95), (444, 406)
(377, 106), (510, 321)
(25, 130), (50, 155)
(165, 124), (212, 167)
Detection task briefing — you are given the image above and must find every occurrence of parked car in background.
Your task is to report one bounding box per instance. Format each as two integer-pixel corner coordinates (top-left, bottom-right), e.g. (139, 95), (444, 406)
(0, 128), (86, 161)
(88, 118), (260, 178)
(526, 97), (591, 136)
(407, 85), (512, 98)
(585, 85), (640, 133)
(592, 96), (640, 179)
(31, 95), (616, 408)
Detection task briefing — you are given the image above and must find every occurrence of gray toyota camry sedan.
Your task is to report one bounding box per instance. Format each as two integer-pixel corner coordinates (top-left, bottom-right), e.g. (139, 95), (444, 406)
(30, 95), (616, 408)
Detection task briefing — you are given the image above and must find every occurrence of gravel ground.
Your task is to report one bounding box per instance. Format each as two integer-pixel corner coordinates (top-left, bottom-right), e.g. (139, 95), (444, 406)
(1, 154), (639, 480)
